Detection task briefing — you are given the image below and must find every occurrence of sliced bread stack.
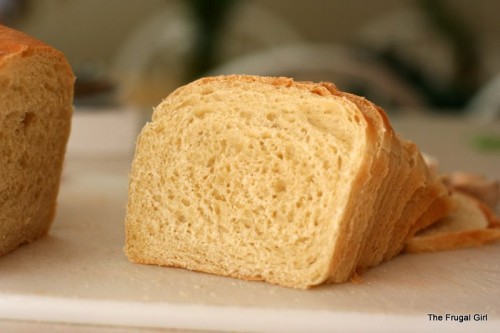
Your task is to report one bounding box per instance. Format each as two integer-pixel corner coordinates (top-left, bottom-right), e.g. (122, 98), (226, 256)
(406, 171), (500, 253)
(125, 75), (453, 288)
(0, 25), (74, 256)
(406, 190), (500, 253)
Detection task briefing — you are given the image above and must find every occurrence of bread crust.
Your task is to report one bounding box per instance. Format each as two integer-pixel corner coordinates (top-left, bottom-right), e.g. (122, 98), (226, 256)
(0, 26), (45, 55)
(323, 89), (395, 278)
(0, 25), (73, 77)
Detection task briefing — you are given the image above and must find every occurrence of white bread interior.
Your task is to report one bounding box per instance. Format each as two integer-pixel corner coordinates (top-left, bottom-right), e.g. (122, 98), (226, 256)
(125, 75), (451, 288)
(0, 25), (74, 256)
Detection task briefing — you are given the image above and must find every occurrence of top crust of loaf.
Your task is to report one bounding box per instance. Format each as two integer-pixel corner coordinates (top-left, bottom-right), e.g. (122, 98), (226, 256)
(0, 25), (73, 78)
(0, 25), (45, 52)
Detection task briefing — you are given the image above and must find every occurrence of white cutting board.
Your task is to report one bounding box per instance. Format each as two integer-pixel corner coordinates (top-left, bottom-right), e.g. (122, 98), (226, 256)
(0, 114), (499, 333)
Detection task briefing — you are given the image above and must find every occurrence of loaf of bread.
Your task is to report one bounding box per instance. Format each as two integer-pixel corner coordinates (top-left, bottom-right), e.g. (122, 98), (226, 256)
(0, 25), (74, 256)
(124, 75), (452, 288)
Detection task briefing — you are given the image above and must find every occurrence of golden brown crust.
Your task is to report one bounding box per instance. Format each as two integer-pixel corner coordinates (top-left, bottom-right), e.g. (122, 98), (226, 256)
(0, 25), (45, 54)
(328, 90), (397, 272)
(0, 25), (74, 81)
(409, 186), (455, 236)
(405, 229), (500, 253)
(306, 82), (386, 282)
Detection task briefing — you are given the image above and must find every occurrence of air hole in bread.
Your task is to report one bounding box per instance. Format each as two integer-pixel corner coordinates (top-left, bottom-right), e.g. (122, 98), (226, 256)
(206, 156), (215, 168)
(218, 224), (228, 234)
(176, 213), (186, 223)
(212, 189), (224, 201)
(273, 179), (286, 193)
(43, 82), (57, 93)
(266, 113), (277, 122)
(33, 189), (41, 200)
(194, 109), (207, 119)
(201, 87), (213, 95)
(261, 132), (271, 140)
(21, 111), (36, 129)
(0, 77), (11, 90)
(18, 152), (28, 168)
(242, 218), (252, 229)
(239, 110), (251, 119)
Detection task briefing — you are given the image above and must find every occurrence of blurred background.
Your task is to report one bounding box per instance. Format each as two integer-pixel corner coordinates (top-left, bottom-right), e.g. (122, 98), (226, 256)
(2, 0), (500, 120)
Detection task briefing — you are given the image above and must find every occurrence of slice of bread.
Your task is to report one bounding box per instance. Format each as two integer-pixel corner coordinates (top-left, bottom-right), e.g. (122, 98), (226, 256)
(405, 190), (500, 253)
(124, 75), (447, 288)
(441, 172), (499, 211)
(0, 25), (74, 256)
(384, 175), (455, 260)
